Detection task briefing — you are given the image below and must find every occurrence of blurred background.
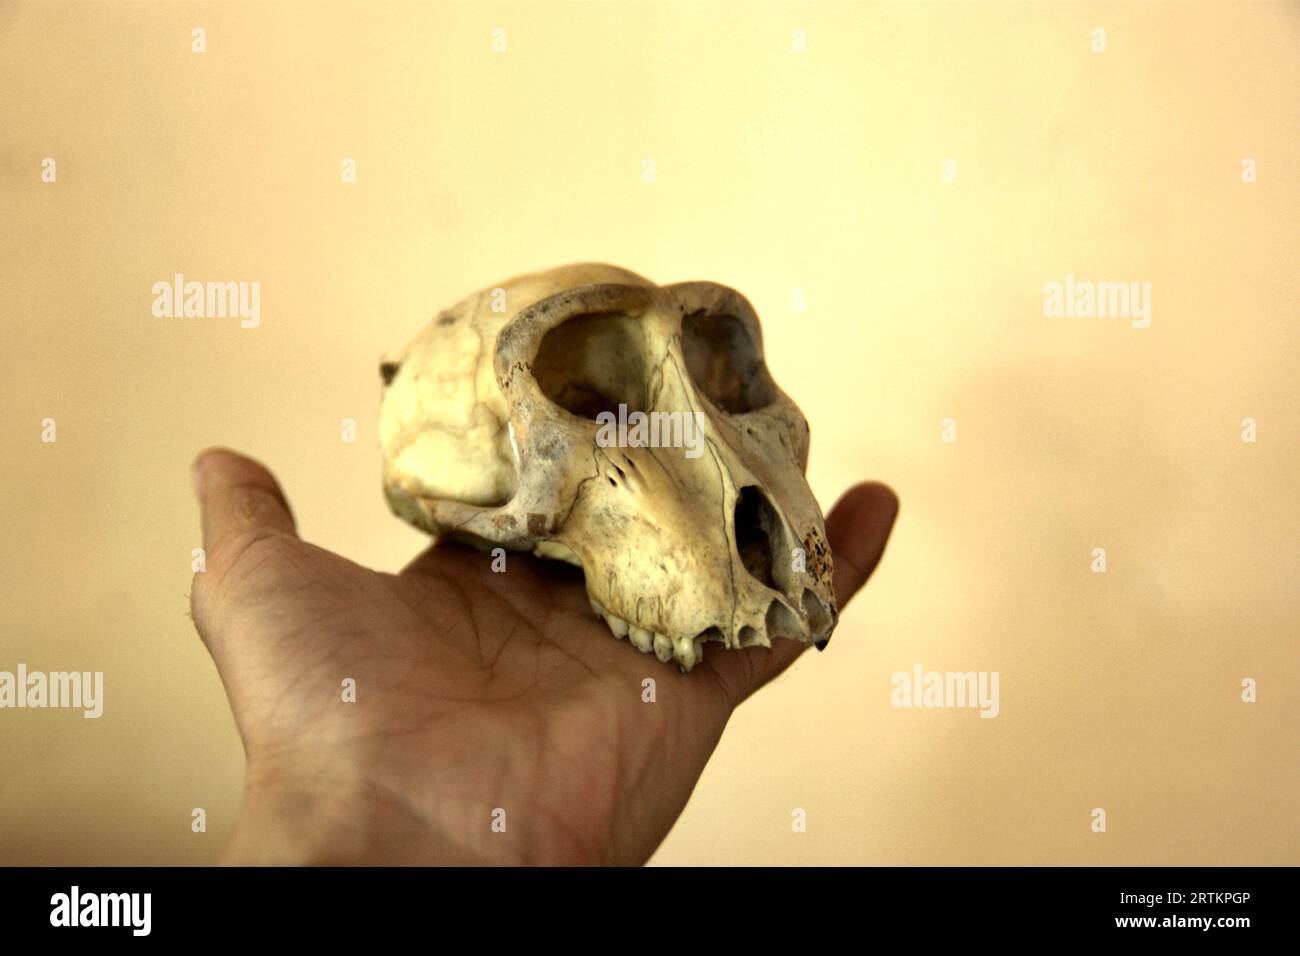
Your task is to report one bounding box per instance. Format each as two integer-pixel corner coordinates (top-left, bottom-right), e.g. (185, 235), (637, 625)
(0, 1), (1296, 865)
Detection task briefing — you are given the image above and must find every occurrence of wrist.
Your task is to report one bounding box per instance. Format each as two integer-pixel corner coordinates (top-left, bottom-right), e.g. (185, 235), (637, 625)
(223, 769), (375, 865)
(222, 756), (500, 865)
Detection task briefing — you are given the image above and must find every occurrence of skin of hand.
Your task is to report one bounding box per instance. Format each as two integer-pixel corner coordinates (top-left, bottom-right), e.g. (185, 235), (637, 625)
(189, 447), (898, 866)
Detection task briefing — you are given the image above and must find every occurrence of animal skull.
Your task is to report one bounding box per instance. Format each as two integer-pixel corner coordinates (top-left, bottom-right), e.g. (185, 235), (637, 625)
(378, 263), (836, 672)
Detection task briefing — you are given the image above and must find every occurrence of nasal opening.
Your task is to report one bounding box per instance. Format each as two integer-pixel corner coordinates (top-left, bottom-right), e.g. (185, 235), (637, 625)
(734, 486), (780, 590)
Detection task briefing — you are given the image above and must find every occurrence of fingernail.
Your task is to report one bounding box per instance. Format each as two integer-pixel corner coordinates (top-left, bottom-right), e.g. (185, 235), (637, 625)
(191, 456), (205, 498)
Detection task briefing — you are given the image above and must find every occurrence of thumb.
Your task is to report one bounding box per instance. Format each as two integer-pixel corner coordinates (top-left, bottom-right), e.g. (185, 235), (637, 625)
(192, 447), (298, 566)
(188, 449), (300, 747)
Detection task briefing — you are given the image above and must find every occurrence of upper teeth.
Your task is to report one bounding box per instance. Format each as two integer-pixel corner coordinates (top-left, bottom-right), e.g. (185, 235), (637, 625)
(595, 605), (706, 672)
(628, 626), (654, 654)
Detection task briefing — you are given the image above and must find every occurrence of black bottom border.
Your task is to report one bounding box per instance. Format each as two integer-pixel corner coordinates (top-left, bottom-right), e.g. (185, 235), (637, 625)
(0, 865), (1286, 941)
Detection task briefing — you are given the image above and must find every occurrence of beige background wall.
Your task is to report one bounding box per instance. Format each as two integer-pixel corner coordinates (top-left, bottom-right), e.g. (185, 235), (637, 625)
(1, 1), (1296, 865)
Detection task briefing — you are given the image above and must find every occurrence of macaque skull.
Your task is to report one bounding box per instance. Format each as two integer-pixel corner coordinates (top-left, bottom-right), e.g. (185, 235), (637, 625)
(379, 264), (836, 672)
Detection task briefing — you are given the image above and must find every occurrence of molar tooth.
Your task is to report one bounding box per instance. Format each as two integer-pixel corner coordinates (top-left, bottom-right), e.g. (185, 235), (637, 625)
(629, 626), (654, 653)
(653, 633), (673, 663)
(604, 614), (629, 638)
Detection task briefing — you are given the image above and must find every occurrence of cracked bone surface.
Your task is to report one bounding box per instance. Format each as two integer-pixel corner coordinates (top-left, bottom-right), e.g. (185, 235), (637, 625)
(379, 263), (837, 672)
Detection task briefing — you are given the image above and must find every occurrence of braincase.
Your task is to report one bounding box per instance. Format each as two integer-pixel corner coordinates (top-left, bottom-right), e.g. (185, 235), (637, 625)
(379, 307), (515, 508)
(380, 264), (654, 510)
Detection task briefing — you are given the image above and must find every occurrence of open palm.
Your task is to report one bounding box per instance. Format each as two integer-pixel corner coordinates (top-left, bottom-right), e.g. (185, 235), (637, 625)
(190, 448), (898, 865)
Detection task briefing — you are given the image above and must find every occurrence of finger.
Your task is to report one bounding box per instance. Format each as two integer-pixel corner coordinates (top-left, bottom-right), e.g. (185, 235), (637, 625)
(705, 481), (899, 706)
(193, 447), (299, 562)
(826, 481), (901, 613)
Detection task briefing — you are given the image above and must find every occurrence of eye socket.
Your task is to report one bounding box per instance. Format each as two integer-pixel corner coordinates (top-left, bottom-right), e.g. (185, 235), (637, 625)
(681, 311), (777, 414)
(533, 312), (648, 418)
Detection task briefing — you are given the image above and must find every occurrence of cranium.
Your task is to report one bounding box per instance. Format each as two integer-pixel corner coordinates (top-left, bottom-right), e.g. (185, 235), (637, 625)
(378, 263), (836, 672)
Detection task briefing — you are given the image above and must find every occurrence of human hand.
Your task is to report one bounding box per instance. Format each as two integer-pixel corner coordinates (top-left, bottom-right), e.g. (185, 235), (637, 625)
(189, 448), (898, 865)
